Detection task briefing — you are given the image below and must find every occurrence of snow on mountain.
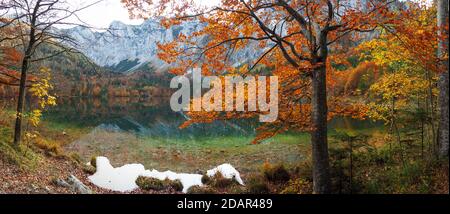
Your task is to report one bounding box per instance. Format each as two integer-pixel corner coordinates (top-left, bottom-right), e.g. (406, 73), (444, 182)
(60, 19), (204, 72)
(60, 18), (262, 73)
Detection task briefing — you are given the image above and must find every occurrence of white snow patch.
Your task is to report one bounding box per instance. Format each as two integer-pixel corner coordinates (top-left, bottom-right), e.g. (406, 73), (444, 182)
(88, 157), (145, 192)
(88, 157), (244, 193)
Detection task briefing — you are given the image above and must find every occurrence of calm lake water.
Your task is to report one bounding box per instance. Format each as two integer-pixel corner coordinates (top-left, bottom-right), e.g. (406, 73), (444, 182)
(44, 97), (258, 138)
(43, 97), (382, 137)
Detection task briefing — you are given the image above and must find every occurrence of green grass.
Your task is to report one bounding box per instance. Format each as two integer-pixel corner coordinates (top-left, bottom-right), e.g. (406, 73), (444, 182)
(41, 119), (92, 136)
(135, 133), (310, 172)
(142, 133), (310, 150)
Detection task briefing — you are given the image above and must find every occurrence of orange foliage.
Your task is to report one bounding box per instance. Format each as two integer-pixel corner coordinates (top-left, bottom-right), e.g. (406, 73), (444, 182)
(343, 61), (379, 95)
(0, 47), (37, 87)
(122, 0), (398, 143)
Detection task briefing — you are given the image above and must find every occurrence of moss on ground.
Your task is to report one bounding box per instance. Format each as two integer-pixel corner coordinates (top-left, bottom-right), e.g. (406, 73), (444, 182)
(0, 127), (42, 171)
(135, 176), (184, 192)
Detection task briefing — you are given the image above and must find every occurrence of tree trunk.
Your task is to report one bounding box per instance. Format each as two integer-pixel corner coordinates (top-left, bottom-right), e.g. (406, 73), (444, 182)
(12, 0), (40, 145)
(13, 56), (30, 145)
(437, 0), (449, 157)
(13, 18), (37, 145)
(311, 62), (331, 194)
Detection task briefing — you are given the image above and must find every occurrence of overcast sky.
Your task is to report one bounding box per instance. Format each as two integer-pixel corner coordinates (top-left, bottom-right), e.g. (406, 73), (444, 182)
(64, 0), (143, 29)
(64, 0), (220, 30)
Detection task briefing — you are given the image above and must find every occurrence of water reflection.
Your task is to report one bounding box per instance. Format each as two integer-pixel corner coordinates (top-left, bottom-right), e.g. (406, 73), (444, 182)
(44, 97), (257, 138)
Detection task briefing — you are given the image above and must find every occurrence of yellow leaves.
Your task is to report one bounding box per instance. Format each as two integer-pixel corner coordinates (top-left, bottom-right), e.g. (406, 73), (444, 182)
(29, 67), (56, 109)
(416, 29), (425, 35)
(366, 102), (390, 124)
(25, 131), (38, 140)
(28, 109), (42, 127)
(26, 67), (57, 127)
(366, 70), (431, 124)
(354, 4), (438, 126)
(357, 39), (405, 68)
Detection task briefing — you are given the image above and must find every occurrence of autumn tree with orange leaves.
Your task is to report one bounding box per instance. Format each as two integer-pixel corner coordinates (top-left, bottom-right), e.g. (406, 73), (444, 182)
(123, 0), (399, 193)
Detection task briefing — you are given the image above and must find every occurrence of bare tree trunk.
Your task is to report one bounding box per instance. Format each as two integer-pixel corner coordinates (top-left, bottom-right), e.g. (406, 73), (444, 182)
(13, 55), (30, 145)
(311, 62), (331, 194)
(437, 0), (449, 157)
(13, 2), (39, 145)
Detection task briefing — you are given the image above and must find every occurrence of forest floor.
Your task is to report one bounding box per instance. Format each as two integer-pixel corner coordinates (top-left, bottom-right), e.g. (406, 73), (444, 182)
(0, 150), (107, 194)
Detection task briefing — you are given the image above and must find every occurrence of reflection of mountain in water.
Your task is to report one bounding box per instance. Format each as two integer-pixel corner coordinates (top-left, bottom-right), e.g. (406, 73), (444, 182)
(45, 97), (256, 138)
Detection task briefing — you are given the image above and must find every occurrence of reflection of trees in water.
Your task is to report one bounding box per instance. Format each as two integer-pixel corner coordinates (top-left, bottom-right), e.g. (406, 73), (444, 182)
(44, 97), (256, 138)
(2, 97), (381, 137)
(46, 96), (171, 123)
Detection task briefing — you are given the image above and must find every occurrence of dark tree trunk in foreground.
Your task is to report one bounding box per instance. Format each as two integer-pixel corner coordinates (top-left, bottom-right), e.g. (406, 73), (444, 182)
(13, 2), (38, 145)
(13, 55), (31, 145)
(437, 0), (449, 157)
(310, 60), (331, 194)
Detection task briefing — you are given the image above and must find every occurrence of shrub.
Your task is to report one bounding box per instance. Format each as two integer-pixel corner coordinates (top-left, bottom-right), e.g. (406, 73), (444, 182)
(164, 179), (183, 192)
(135, 176), (165, 191)
(136, 176), (184, 192)
(211, 172), (232, 188)
(262, 163), (290, 183)
(247, 176), (270, 194)
(90, 156), (97, 168)
(210, 172), (238, 189)
(82, 165), (97, 175)
(34, 138), (62, 156)
(186, 185), (217, 194)
(245, 174), (270, 194)
(201, 174), (211, 184)
(69, 153), (82, 164)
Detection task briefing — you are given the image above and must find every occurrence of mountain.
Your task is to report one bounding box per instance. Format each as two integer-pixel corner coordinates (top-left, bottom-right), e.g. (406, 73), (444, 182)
(25, 43), (172, 98)
(60, 19), (203, 73)
(60, 19), (262, 73)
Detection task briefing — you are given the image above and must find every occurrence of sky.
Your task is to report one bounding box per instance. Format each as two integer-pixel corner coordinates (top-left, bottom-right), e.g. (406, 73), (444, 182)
(64, 0), (144, 29)
(64, 0), (221, 30)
